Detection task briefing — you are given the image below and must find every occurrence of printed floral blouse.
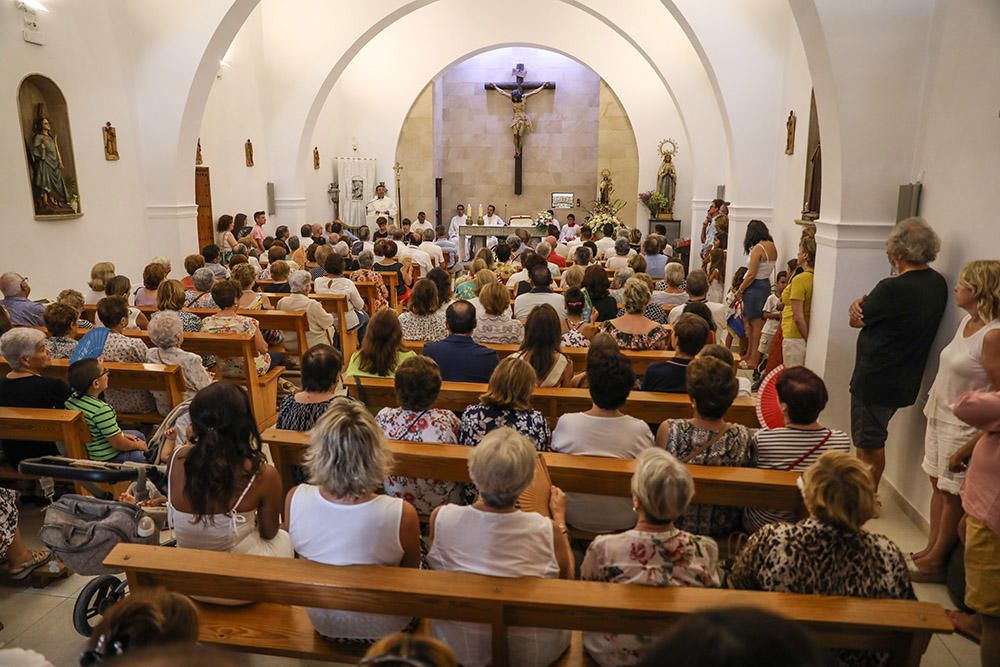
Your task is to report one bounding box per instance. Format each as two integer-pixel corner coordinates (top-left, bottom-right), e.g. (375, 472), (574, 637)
(44, 336), (78, 360)
(560, 321), (589, 348)
(598, 320), (670, 350)
(663, 420), (756, 537)
(351, 269), (389, 312)
(459, 404), (551, 451)
(101, 332), (156, 414)
(581, 528), (720, 667)
(399, 310), (448, 342)
(454, 280), (477, 300)
(377, 407), (463, 515)
(200, 314), (270, 378)
(472, 314), (524, 345)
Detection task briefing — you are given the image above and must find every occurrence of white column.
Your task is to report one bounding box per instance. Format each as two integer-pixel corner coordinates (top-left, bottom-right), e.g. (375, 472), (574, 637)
(805, 219), (895, 432)
(145, 204), (200, 276)
(273, 196), (308, 231)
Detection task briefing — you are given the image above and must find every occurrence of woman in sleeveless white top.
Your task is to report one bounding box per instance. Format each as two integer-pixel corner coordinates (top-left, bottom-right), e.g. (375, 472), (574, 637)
(735, 221), (778, 370)
(426, 427), (573, 667)
(286, 396), (422, 641)
(512, 350), (570, 388)
(913, 260), (1000, 579)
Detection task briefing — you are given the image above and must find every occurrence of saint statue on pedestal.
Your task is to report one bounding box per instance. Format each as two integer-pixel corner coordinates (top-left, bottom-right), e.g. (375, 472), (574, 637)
(656, 138), (679, 218)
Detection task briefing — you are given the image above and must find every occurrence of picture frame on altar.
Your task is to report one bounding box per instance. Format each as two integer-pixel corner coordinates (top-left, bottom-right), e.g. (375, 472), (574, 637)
(551, 192), (574, 209)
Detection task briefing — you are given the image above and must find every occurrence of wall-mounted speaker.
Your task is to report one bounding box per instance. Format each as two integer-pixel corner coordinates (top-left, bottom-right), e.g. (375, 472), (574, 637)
(266, 182), (276, 215)
(896, 183), (921, 222)
(716, 184), (726, 200)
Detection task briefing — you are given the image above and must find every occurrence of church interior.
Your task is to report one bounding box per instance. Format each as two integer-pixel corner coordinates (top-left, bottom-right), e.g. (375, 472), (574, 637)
(0, 0), (998, 665)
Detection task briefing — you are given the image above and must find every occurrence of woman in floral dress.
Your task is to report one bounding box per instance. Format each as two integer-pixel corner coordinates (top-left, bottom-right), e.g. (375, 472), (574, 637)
(459, 356), (550, 451)
(351, 250), (390, 313)
(599, 278), (670, 350)
(560, 287), (590, 348)
(377, 356), (462, 515)
(581, 448), (720, 666)
(656, 356), (756, 537)
(399, 279), (448, 342)
(96, 296), (156, 414)
(200, 280), (272, 379)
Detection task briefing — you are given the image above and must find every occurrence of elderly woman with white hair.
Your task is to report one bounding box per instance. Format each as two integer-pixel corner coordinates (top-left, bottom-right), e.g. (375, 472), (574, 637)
(581, 448), (720, 666)
(599, 278), (670, 350)
(0, 328), (71, 465)
(351, 250), (390, 313)
(276, 270), (336, 352)
(286, 397), (421, 641)
(606, 238), (634, 272)
(426, 427), (573, 667)
(184, 267), (218, 308)
(146, 311), (213, 415)
(653, 262), (688, 308)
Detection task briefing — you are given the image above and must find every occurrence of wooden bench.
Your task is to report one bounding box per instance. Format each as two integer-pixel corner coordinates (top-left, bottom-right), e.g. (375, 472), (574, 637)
(307, 294), (359, 361)
(262, 430), (804, 516)
(133, 306), (310, 360)
(402, 341), (695, 376)
(0, 357), (185, 424)
(0, 406), (91, 462)
(346, 377), (758, 428)
(352, 281), (385, 316)
(107, 543), (951, 667)
(122, 331), (283, 429)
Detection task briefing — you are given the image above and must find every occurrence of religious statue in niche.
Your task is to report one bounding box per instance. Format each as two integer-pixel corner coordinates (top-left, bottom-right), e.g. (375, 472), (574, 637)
(18, 75), (81, 218)
(195, 138), (203, 165)
(313, 146), (320, 170)
(785, 110), (796, 155)
(103, 122), (119, 161)
(599, 169), (614, 204)
(245, 139), (254, 167)
(656, 138), (678, 218)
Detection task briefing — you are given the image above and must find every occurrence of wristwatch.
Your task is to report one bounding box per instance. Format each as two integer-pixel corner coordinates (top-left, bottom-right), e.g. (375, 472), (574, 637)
(557, 522), (568, 535)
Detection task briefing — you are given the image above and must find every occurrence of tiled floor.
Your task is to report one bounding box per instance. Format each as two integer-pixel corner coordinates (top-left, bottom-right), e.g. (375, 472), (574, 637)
(0, 492), (980, 666)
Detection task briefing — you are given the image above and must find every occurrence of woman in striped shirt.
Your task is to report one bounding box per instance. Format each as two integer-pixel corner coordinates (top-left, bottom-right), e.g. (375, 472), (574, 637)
(743, 366), (851, 533)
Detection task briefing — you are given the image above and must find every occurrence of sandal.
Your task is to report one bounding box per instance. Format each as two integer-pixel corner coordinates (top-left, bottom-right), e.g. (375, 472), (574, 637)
(8, 549), (52, 581)
(946, 609), (981, 645)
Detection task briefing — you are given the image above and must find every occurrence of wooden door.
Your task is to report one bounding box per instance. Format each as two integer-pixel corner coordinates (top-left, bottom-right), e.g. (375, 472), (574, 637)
(195, 167), (214, 251)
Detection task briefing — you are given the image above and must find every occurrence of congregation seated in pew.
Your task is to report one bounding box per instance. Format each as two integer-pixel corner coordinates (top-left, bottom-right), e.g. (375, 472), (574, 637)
(286, 397), (421, 640)
(344, 308), (415, 379)
(145, 311), (212, 415)
(0, 328), (71, 465)
(104, 275), (149, 330)
(551, 349), (654, 534)
(640, 313), (710, 393)
(231, 262), (271, 310)
(599, 277), (670, 350)
(458, 356), (551, 450)
(185, 267), (218, 309)
(655, 355), (756, 538)
(513, 304), (574, 388)
(42, 302), (78, 359)
(377, 355), (464, 514)
(157, 278), (204, 331)
(581, 448), (721, 667)
(652, 261), (689, 308)
(426, 427), (573, 667)
(314, 253), (369, 340)
(200, 280), (272, 378)
(66, 357), (148, 463)
(352, 249), (390, 312)
(471, 281), (523, 346)
(399, 278), (448, 342)
(424, 301), (500, 383)
(276, 270), (336, 351)
(513, 262), (565, 319)
(98, 296), (156, 414)
(276, 343), (344, 431)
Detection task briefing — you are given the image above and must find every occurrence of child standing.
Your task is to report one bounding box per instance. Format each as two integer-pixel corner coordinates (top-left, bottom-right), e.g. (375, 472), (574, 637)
(724, 267), (748, 353)
(65, 357), (148, 463)
(706, 246), (726, 303)
(754, 270), (788, 385)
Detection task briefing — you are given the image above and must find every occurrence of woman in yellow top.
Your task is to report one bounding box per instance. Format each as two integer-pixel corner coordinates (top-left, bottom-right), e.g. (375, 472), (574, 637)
(344, 309), (416, 379)
(780, 235), (816, 368)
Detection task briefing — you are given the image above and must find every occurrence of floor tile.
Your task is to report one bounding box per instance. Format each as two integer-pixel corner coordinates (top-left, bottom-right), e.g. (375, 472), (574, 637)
(0, 592), (65, 647)
(5, 598), (87, 665)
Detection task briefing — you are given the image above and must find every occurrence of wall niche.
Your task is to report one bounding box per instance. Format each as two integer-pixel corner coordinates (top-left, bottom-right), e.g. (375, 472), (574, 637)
(18, 74), (82, 219)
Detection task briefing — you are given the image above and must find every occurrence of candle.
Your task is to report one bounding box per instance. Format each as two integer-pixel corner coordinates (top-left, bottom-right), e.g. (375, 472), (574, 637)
(478, 204), (484, 222)
(467, 203), (472, 222)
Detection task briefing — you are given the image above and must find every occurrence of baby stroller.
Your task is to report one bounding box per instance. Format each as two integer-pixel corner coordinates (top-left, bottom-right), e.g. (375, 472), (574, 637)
(17, 456), (170, 637)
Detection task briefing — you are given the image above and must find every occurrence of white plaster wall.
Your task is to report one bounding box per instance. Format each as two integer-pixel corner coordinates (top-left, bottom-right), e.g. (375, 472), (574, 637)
(0, 0), (147, 300)
(882, 0), (1000, 520)
(305, 0), (690, 232)
(198, 6), (273, 235)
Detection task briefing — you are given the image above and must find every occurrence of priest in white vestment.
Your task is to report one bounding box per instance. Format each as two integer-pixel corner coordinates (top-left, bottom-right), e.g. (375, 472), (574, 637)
(482, 204), (505, 251)
(365, 184), (397, 231)
(448, 204), (469, 260)
(411, 211), (434, 236)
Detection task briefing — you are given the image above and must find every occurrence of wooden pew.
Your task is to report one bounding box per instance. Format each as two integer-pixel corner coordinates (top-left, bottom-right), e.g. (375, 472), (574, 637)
(0, 406), (91, 461)
(134, 307), (310, 360)
(262, 430), (804, 516)
(107, 543), (952, 667)
(402, 341), (691, 376)
(0, 357), (185, 424)
(122, 331), (283, 429)
(352, 281), (384, 316)
(346, 377), (757, 428)
(307, 294), (358, 361)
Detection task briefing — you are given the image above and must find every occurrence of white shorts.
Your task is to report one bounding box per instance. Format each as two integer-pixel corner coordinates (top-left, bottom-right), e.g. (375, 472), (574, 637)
(782, 337), (806, 368)
(921, 417), (977, 494)
(759, 330), (776, 355)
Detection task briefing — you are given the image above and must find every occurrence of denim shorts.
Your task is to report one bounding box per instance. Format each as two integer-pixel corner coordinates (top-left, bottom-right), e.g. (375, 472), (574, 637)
(742, 279), (771, 320)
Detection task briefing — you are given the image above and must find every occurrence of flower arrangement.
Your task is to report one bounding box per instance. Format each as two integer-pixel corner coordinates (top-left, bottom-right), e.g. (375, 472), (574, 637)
(533, 210), (554, 232)
(584, 200), (629, 237)
(638, 191), (667, 217)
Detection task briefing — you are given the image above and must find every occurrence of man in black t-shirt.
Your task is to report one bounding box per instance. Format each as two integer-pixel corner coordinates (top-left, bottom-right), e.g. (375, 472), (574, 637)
(642, 313), (710, 393)
(848, 218), (948, 490)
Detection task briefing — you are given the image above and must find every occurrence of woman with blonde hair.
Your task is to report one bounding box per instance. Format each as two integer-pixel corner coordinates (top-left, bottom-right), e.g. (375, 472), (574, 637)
(85, 261), (116, 304)
(581, 448), (720, 666)
(472, 281), (523, 345)
(156, 279), (203, 332)
(231, 262), (271, 310)
(911, 259), (1000, 581)
(344, 309), (416, 379)
(465, 268), (497, 317)
(732, 451), (914, 667)
(455, 258), (489, 299)
(561, 264), (585, 290)
(286, 397), (421, 640)
(600, 278), (670, 350)
(459, 356), (550, 450)
(513, 304), (574, 387)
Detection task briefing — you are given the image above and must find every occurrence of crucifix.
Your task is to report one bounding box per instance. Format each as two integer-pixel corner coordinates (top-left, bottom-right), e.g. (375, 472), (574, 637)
(485, 63), (555, 195)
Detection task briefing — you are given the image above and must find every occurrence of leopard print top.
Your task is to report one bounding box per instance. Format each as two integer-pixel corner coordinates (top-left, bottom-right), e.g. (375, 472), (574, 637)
(732, 518), (915, 667)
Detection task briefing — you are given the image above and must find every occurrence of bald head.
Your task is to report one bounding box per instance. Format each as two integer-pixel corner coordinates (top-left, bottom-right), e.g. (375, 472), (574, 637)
(446, 300), (477, 335)
(0, 272), (28, 298)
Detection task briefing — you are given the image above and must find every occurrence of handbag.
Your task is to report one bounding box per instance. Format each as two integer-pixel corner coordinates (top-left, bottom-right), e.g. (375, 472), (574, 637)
(784, 429), (833, 471)
(681, 424), (733, 464)
(39, 494), (156, 576)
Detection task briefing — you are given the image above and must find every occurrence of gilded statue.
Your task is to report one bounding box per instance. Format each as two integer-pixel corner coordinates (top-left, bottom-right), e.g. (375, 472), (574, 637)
(785, 111), (796, 155)
(656, 138), (678, 218)
(599, 169), (614, 204)
(313, 146), (320, 170)
(245, 139), (254, 167)
(103, 121), (119, 161)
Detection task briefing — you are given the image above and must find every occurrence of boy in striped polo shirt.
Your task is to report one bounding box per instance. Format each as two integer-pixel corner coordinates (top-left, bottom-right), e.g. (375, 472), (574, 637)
(65, 357), (148, 463)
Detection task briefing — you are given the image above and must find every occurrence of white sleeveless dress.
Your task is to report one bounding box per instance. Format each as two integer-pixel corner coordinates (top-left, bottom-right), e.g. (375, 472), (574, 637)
(288, 486), (410, 640)
(426, 505), (570, 667)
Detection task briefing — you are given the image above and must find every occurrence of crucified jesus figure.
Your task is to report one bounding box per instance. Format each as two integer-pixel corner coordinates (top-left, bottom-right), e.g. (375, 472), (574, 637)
(487, 84), (548, 157)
